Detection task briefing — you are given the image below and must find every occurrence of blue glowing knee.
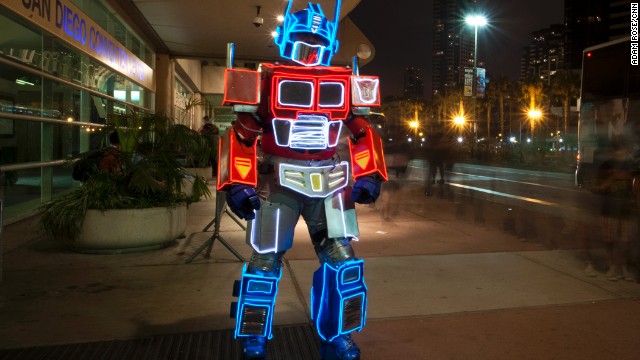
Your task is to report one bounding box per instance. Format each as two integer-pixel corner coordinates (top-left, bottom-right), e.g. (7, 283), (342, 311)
(231, 264), (282, 340)
(310, 258), (367, 342)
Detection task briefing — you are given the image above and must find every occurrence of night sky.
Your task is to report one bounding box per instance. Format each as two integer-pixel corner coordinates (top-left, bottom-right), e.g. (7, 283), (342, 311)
(349, 0), (564, 98)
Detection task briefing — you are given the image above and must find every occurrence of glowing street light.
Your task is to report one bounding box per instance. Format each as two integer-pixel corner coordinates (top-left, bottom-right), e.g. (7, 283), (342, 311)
(453, 115), (465, 126)
(465, 15), (487, 27)
(527, 107), (542, 140)
(527, 108), (542, 120)
(465, 14), (488, 155)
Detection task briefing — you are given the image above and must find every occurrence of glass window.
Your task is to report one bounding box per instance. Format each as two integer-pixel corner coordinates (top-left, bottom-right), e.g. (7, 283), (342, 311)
(0, 11), (42, 69)
(0, 1), (155, 221)
(69, 0), (154, 67)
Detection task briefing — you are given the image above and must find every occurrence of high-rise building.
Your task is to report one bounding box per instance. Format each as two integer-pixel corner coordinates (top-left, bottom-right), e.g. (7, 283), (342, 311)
(432, 0), (477, 97)
(402, 67), (425, 100)
(564, 0), (632, 70)
(520, 24), (565, 83)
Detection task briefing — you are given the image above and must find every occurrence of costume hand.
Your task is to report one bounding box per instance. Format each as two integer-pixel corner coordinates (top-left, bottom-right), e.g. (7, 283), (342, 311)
(226, 185), (260, 220)
(350, 175), (381, 204)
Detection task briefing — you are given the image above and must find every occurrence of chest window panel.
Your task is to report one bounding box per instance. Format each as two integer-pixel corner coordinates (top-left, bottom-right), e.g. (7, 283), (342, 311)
(278, 80), (314, 108)
(319, 82), (345, 107)
(290, 115), (329, 149)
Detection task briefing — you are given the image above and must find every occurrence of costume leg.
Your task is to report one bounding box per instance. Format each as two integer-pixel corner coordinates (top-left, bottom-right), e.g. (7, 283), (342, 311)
(232, 182), (301, 359)
(310, 235), (366, 360)
(231, 251), (285, 359)
(301, 189), (363, 360)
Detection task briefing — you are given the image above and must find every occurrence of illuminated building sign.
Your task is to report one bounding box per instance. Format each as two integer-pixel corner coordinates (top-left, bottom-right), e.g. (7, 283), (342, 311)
(1, 0), (154, 91)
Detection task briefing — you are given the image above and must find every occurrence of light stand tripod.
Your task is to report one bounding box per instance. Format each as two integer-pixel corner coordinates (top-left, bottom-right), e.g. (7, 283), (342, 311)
(185, 190), (246, 263)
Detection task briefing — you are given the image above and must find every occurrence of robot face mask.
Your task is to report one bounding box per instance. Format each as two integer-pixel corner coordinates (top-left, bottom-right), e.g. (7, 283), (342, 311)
(292, 41), (325, 66)
(274, 0), (341, 67)
(291, 33), (328, 66)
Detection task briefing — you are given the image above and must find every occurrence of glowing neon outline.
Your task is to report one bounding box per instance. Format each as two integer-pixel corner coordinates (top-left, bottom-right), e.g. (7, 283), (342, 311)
(289, 118), (328, 149)
(337, 193), (348, 239)
(318, 81), (345, 107)
(341, 266), (362, 285)
(327, 121), (343, 147)
(234, 264), (282, 340)
(277, 80), (314, 108)
(272, 117), (343, 149)
(348, 127), (389, 181)
(278, 162), (349, 198)
(274, 0), (342, 66)
(313, 260), (367, 342)
(216, 128), (258, 191)
(272, 119), (292, 147)
(250, 208), (281, 254)
(247, 279), (274, 294)
(267, 69), (351, 120)
(314, 262), (331, 341)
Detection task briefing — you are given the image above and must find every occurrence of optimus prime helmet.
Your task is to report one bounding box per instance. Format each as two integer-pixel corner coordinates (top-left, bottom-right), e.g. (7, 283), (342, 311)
(274, 0), (341, 66)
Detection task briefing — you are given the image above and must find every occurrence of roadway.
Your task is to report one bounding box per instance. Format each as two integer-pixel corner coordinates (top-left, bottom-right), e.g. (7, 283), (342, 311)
(403, 160), (625, 244)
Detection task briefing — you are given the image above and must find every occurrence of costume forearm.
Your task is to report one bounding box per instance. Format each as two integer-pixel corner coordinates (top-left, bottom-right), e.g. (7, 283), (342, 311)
(347, 115), (388, 181)
(216, 114), (260, 191)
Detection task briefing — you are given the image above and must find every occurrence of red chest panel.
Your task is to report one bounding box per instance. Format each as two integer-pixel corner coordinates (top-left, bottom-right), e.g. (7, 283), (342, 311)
(261, 63), (352, 121)
(258, 64), (352, 160)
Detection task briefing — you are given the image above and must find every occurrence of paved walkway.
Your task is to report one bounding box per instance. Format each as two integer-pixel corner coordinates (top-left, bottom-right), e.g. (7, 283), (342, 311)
(2, 179), (640, 359)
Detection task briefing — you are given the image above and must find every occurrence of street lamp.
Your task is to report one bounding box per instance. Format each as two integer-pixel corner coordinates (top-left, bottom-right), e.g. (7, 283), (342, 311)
(465, 14), (487, 155)
(409, 120), (419, 148)
(527, 108), (542, 140)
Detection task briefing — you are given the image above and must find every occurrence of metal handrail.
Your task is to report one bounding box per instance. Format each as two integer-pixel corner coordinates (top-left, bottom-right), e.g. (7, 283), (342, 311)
(0, 111), (106, 127)
(0, 159), (69, 172)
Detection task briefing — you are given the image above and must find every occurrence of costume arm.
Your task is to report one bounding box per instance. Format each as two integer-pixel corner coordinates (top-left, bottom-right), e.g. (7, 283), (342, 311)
(217, 66), (263, 191)
(216, 112), (261, 191)
(346, 115), (388, 181)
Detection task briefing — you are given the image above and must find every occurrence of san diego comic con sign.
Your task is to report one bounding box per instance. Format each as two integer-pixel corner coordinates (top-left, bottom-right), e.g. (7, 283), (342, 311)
(0, 0), (154, 90)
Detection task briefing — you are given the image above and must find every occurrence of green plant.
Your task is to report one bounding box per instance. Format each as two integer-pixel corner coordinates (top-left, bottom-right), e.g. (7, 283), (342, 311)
(180, 128), (212, 168)
(40, 111), (212, 244)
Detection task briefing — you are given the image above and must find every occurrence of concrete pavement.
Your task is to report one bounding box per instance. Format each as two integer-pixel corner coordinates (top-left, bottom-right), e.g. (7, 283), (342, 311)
(1, 178), (640, 359)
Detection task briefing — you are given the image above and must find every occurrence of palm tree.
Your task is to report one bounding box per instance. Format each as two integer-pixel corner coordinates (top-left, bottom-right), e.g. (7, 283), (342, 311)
(494, 75), (512, 137)
(550, 70), (580, 138)
(482, 80), (497, 139)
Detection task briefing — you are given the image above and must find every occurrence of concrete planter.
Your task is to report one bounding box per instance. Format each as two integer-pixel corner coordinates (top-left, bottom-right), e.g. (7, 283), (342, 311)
(76, 204), (187, 253)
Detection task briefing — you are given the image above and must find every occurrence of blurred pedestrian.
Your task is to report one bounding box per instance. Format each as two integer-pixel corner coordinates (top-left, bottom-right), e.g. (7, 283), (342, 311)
(591, 144), (634, 281)
(424, 130), (451, 196)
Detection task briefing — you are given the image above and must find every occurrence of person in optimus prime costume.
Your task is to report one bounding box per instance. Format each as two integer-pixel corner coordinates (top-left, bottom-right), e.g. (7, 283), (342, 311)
(218, 1), (387, 359)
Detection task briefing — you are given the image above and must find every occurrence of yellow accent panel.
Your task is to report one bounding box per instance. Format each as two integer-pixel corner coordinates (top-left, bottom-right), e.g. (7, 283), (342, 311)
(235, 158), (252, 179)
(310, 173), (323, 192)
(354, 150), (371, 170)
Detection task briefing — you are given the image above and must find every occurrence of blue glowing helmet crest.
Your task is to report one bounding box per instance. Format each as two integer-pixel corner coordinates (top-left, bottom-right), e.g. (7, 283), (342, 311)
(274, 0), (341, 66)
